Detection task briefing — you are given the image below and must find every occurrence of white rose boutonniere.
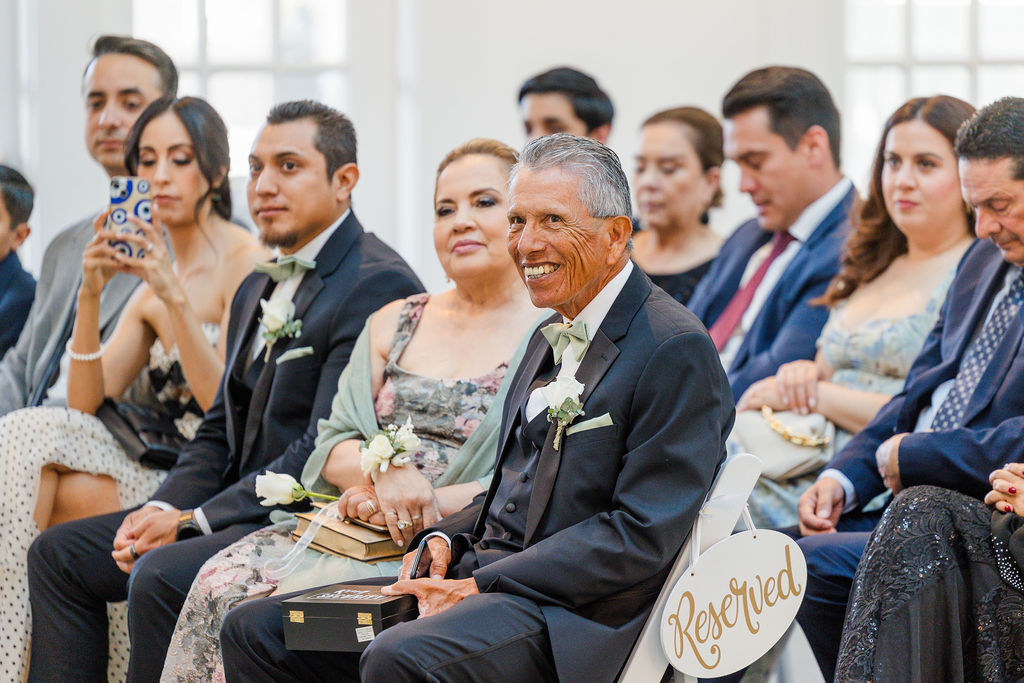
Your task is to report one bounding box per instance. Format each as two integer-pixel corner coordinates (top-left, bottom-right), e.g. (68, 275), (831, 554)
(260, 298), (302, 361)
(541, 376), (585, 451)
(359, 418), (420, 477)
(255, 471), (338, 507)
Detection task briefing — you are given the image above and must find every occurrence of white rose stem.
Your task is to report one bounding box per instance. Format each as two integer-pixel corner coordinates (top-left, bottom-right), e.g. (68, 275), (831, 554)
(263, 500), (342, 580)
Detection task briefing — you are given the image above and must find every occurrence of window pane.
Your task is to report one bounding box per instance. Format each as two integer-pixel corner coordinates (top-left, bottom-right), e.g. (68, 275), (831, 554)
(911, 0), (969, 60)
(207, 71), (274, 177)
(843, 67), (907, 188)
(277, 71), (349, 111)
(979, 0), (1024, 59)
(280, 0), (347, 64)
(978, 66), (1024, 106)
(846, 0), (905, 60)
(910, 65), (971, 101)
(132, 0), (200, 65)
(177, 70), (203, 98)
(206, 0), (273, 64)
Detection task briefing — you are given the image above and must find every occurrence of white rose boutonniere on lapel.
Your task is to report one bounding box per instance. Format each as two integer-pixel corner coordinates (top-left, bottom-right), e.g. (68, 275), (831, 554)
(542, 376), (585, 451)
(259, 298), (303, 361)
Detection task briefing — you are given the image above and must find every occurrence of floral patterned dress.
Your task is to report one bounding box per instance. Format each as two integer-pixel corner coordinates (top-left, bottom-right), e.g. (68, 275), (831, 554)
(160, 294), (508, 683)
(0, 323), (217, 683)
(742, 272), (954, 527)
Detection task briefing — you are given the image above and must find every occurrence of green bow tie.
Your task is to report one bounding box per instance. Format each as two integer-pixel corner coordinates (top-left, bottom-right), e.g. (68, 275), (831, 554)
(254, 255), (316, 283)
(541, 320), (590, 364)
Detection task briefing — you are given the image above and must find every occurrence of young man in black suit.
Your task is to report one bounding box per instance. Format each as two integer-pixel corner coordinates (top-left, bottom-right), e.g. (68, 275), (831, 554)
(220, 134), (734, 683)
(26, 100), (423, 683)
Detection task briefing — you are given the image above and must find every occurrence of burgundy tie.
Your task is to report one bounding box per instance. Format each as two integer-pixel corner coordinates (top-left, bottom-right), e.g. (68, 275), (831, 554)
(709, 231), (796, 351)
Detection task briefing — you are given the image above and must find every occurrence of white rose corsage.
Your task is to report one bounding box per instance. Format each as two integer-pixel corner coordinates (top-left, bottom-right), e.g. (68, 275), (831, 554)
(259, 298), (302, 361)
(359, 418), (422, 477)
(542, 376), (585, 451)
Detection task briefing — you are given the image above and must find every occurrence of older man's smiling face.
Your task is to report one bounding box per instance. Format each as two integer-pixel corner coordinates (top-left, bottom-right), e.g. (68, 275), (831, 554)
(506, 165), (630, 319)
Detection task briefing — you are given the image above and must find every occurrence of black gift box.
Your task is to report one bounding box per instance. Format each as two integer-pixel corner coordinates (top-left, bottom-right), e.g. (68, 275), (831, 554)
(282, 583), (418, 652)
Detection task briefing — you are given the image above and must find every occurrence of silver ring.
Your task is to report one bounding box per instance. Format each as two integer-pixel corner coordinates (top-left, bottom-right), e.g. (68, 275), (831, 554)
(128, 543), (139, 560)
(396, 520), (413, 530)
(411, 514), (422, 521)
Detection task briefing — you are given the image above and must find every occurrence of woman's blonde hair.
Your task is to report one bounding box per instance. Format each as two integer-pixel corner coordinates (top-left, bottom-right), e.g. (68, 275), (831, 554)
(435, 138), (519, 194)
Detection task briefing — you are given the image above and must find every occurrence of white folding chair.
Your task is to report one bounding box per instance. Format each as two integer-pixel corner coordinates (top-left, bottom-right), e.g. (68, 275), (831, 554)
(617, 452), (763, 683)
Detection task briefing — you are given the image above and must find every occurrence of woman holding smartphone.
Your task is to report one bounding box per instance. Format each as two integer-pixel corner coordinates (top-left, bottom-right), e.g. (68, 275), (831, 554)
(0, 96), (267, 681)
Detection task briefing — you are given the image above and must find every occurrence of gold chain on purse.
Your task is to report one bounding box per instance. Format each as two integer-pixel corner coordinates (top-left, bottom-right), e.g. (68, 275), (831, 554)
(761, 406), (831, 448)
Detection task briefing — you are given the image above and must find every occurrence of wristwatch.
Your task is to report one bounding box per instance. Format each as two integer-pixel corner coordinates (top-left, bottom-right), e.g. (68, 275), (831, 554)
(175, 509), (203, 541)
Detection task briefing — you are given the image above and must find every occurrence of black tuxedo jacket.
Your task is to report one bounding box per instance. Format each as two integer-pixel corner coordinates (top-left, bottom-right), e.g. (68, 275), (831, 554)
(151, 212), (423, 529)
(429, 267), (734, 682)
(831, 239), (1024, 506)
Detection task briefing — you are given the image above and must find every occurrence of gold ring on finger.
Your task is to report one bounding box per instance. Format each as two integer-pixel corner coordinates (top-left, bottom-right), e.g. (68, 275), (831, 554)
(396, 520), (412, 530)
(411, 514), (422, 521)
(362, 500), (378, 515)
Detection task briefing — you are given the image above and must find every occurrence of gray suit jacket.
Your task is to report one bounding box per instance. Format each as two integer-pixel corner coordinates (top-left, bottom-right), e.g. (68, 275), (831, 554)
(0, 214), (140, 414)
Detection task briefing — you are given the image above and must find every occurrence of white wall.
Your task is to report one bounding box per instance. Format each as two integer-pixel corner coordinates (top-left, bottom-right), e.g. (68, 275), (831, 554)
(2, 0), (844, 292)
(387, 0), (845, 290)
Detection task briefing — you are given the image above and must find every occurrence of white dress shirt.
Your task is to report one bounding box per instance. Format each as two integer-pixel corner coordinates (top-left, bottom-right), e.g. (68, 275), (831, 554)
(147, 210), (350, 533)
(525, 261), (634, 421)
(720, 178), (853, 368)
(823, 265), (1022, 510)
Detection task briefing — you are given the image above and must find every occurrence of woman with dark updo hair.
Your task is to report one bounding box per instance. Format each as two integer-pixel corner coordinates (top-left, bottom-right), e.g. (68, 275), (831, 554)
(632, 106), (724, 304)
(0, 96), (268, 679)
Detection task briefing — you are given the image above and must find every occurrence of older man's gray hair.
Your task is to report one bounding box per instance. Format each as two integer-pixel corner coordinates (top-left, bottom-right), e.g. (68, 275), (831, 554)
(512, 133), (632, 219)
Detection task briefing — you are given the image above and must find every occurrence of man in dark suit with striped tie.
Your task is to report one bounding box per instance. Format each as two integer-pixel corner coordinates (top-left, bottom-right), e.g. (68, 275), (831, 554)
(793, 97), (1024, 682)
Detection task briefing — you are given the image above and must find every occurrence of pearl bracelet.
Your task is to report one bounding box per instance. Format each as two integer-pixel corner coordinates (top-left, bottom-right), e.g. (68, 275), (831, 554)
(65, 339), (106, 362)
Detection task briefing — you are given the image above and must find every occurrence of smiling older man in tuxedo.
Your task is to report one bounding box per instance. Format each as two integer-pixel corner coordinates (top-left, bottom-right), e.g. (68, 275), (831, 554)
(219, 133), (734, 683)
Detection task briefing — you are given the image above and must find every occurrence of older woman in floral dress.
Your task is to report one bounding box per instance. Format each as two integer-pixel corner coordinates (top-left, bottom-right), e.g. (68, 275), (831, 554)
(159, 138), (543, 682)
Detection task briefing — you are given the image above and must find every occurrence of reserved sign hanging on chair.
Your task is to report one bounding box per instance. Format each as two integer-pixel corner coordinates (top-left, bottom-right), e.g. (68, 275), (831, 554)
(659, 529), (807, 677)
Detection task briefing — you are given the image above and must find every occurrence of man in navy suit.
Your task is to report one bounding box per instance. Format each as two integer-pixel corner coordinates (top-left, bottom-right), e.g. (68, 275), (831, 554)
(219, 134), (733, 683)
(793, 97), (1024, 681)
(688, 66), (854, 399)
(0, 165), (36, 356)
(26, 100), (423, 683)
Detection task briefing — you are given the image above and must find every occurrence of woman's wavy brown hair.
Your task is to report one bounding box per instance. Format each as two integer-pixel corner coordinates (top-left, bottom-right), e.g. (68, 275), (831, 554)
(817, 95), (975, 306)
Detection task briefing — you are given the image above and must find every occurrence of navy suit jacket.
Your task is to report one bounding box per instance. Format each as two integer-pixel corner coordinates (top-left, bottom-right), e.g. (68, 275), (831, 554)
(150, 212), (423, 529)
(425, 267), (734, 682)
(0, 251), (36, 357)
(831, 239), (1024, 508)
(687, 187), (854, 398)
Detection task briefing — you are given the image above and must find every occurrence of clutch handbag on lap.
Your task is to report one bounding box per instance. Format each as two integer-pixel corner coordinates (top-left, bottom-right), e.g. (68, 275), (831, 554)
(291, 507), (404, 562)
(730, 406), (836, 481)
(96, 398), (184, 470)
(282, 583), (417, 652)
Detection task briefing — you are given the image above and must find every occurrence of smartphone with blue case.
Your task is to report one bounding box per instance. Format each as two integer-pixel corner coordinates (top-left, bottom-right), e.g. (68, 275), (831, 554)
(108, 176), (152, 258)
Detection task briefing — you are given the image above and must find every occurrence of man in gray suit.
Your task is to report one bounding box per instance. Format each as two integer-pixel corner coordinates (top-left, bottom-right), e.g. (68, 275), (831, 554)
(0, 35), (177, 413)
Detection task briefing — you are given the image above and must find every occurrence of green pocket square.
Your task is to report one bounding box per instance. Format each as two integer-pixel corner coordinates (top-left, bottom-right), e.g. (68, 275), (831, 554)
(276, 346), (314, 365)
(566, 412), (613, 436)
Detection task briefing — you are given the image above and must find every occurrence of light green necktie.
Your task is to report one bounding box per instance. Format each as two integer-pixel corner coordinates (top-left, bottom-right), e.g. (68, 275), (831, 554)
(541, 320), (590, 364)
(254, 255), (316, 283)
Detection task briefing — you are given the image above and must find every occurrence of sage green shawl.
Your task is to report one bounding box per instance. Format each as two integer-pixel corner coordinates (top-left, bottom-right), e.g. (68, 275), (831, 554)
(300, 312), (543, 496)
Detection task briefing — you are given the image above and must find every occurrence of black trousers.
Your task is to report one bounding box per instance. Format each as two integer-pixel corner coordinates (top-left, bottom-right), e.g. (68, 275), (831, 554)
(27, 507), (260, 683)
(220, 578), (559, 683)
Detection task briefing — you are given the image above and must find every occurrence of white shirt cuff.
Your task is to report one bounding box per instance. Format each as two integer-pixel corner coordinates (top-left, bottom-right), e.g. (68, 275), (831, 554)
(144, 500), (175, 512)
(818, 469), (858, 512)
(192, 507), (213, 536)
(421, 531), (451, 547)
